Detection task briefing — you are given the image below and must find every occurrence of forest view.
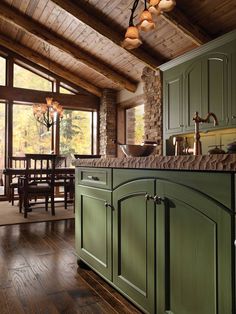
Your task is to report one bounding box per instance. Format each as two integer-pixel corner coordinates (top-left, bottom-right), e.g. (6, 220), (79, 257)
(3, 61), (93, 158)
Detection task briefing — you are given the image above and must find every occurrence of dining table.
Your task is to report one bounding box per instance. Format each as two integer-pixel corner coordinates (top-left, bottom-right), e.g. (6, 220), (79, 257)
(3, 166), (75, 201)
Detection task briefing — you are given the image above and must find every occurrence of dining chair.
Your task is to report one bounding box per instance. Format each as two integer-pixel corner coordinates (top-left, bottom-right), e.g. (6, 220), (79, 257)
(8, 156), (27, 205)
(64, 174), (75, 210)
(18, 154), (56, 218)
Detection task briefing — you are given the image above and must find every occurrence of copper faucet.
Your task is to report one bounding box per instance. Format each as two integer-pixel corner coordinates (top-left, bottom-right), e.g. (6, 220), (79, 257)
(191, 112), (219, 155)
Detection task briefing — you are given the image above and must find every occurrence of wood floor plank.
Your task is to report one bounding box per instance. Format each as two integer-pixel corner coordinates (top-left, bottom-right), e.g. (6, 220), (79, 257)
(0, 220), (142, 314)
(0, 287), (27, 314)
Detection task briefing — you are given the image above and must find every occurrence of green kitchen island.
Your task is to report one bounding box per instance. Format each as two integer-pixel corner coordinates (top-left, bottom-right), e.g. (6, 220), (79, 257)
(74, 154), (236, 314)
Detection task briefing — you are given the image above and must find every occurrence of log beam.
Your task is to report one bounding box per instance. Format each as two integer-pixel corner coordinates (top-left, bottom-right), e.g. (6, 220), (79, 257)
(0, 86), (100, 110)
(51, 0), (162, 69)
(0, 2), (137, 92)
(161, 7), (212, 46)
(0, 34), (102, 97)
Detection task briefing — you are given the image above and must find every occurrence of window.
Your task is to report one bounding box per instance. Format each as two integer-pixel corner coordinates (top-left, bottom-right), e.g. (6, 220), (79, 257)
(0, 102), (5, 195)
(126, 104), (145, 144)
(60, 109), (92, 155)
(0, 56), (6, 86)
(14, 64), (52, 91)
(59, 85), (75, 95)
(12, 103), (51, 155)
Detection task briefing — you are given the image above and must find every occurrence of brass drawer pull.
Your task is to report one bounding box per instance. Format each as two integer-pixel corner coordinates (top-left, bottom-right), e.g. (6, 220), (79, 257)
(104, 202), (113, 209)
(87, 175), (100, 181)
(145, 193), (164, 204)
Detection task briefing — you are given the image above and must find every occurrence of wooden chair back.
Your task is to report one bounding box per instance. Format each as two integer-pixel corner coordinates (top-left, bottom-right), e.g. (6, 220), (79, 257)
(19, 154), (57, 218)
(25, 154), (56, 185)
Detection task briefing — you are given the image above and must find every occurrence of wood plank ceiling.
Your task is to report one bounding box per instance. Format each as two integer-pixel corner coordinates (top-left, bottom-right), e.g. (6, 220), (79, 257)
(0, 0), (235, 97)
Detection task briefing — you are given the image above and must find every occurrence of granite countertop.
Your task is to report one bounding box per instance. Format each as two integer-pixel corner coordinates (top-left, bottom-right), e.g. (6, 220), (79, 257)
(73, 154), (236, 172)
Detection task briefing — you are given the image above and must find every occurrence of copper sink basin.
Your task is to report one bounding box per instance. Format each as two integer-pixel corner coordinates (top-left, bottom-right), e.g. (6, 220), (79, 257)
(119, 144), (156, 157)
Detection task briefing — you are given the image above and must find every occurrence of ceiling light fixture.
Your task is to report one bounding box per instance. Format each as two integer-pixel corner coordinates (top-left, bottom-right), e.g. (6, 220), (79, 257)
(122, 0), (176, 50)
(33, 97), (63, 131)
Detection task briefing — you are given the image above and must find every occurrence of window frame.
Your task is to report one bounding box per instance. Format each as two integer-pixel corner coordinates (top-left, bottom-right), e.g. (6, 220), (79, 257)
(0, 48), (99, 199)
(13, 60), (54, 92)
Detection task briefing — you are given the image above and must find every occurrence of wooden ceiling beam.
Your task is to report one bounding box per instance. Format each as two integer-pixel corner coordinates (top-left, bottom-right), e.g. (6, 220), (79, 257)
(0, 86), (100, 110)
(0, 33), (102, 97)
(51, 0), (162, 69)
(161, 7), (212, 46)
(0, 2), (137, 92)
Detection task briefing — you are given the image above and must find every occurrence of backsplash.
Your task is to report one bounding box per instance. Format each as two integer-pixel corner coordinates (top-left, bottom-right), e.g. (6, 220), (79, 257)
(166, 128), (236, 155)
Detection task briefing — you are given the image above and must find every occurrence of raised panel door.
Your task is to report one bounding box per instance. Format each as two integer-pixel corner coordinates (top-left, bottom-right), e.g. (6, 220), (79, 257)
(113, 179), (155, 313)
(184, 59), (204, 131)
(75, 185), (112, 280)
(164, 72), (183, 135)
(156, 180), (232, 314)
(202, 53), (229, 128)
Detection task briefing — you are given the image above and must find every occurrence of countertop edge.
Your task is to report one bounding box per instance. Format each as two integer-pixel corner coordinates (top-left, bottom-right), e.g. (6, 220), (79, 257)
(73, 154), (236, 172)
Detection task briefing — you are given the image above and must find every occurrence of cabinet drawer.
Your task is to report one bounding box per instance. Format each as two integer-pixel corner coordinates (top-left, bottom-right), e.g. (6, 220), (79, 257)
(76, 167), (112, 189)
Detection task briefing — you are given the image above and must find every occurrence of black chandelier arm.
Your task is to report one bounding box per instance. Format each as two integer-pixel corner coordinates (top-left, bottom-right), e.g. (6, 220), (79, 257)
(129, 0), (140, 26)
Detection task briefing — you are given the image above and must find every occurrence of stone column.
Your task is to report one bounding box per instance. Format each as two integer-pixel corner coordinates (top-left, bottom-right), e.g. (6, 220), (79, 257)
(126, 108), (136, 144)
(142, 67), (163, 155)
(99, 89), (117, 157)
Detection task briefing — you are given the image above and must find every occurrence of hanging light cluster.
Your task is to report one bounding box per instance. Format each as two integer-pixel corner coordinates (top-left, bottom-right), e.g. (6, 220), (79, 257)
(33, 97), (63, 131)
(122, 0), (176, 50)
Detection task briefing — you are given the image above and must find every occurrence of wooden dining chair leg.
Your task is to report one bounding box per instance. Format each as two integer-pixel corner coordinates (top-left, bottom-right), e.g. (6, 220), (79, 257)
(64, 189), (68, 209)
(45, 197), (49, 211)
(23, 197), (28, 219)
(51, 195), (55, 216)
(11, 187), (15, 205)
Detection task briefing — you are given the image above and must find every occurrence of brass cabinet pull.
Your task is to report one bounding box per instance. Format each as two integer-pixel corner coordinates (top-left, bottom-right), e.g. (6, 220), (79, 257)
(145, 193), (154, 201)
(153, 195), (163, 205)
(232, 115), (236, 119)
(87, 175), (99, 181)
(145, 193), (163, 204)
(104, 202), (113, 209)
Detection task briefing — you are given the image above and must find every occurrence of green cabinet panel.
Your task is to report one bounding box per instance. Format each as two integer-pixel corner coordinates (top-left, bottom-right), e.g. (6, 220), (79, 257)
(184, 59), (204, 130)
(164, 72), (183, 134)
(113, 179), (155, 313)
(76, 167), (112, 189)
(156, 180), (232, 314)
(75, 185), (112, 280)
(163, 37), (236, 138)
(113, 169), (233, 209)
(203, 53), (228, 127)
(231, 51), (236, 125)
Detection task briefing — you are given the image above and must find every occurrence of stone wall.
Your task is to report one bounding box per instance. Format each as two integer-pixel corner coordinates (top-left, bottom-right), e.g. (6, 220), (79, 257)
(126, 107), (136, 144)
(99, 89), (117, 157)
(142, 67), (163, 155)
(100, 68), (163, 157)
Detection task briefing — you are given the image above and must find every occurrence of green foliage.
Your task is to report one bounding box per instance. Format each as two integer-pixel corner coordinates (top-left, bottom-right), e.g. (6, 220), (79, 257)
(0, 57), (6, 86)
(14, 64), (52, 91)
(60, 110), (92, 155)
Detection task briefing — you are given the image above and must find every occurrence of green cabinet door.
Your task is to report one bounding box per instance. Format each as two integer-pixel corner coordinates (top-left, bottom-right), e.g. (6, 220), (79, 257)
(203, 53), (229, 128)
(164, 68), (184, 135)
(184, 59), (205, 131)
(113, 179), (155, 313)
(75, 185), (112, 280)
(230, 50), (236, 125)
(156, 180), (232, 314)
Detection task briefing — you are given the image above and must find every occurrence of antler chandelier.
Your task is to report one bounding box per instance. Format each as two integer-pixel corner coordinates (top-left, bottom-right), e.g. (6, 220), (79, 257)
(122, 0), (176, 50)
(33, 97), (63, 131)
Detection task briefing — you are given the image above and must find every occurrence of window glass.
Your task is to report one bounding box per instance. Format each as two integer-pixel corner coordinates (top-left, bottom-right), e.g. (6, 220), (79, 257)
(0, 56), (6, 86)
(60, 109), (92, 155)
(14, 64), (52, 91)
(13, 104), (51, 155)
(126, 104), (144, 144)
(59, 86), (75, 95)
(0, 102), (5, 195)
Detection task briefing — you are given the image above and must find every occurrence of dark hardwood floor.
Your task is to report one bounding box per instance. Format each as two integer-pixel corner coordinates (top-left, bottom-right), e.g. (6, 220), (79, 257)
(0, 219), (142, 314)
